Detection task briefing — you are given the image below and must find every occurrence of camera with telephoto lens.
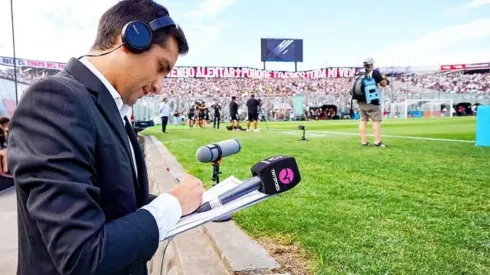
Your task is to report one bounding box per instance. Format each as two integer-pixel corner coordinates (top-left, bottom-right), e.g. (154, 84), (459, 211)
(257, 99), (263, 110)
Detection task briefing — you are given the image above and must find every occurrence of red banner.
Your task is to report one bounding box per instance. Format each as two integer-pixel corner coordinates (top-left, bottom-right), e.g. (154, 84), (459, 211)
(166, 66), (360, 79)
(0, 56), (65, 71)
(0, 56), (360, 79)
(440, 62), (490, 71)
(26, 59), (65, 71)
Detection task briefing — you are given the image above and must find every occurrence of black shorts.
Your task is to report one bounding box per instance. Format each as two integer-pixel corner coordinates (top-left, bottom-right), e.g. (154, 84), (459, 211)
(230, 113), (238, 121)
(248, 113), (259, 121)
(188, 114), (194, 120)
(198, 113), (205, 120)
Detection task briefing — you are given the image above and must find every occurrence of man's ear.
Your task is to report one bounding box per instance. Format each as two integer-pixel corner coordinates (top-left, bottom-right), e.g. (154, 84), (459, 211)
(115, 36), (130, 53)
(122, 45), (131, 53)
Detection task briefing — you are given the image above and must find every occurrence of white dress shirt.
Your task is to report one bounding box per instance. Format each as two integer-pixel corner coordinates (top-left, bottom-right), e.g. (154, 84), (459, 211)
(79, 57), (182, 240)
(159, 102), (170, 117)
(79, 58), (137, 175)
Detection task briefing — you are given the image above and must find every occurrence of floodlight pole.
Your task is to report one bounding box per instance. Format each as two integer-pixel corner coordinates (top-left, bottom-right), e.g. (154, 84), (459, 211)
(10, 0), (19, 105)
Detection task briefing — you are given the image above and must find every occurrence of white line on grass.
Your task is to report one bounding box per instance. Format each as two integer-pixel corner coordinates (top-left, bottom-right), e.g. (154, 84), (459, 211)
(162, 139), (195, 143)
(279, 131), (326, 137)
(161, 134), (265, 144)
(233, 135), (268, 139)
(277, 130), (474, 143)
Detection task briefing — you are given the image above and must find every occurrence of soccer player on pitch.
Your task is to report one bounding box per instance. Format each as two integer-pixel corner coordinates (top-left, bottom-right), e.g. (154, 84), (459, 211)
(229, 96), (239, 131)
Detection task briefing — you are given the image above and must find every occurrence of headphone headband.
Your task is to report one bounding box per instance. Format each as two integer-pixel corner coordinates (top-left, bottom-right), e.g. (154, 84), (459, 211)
(122, 15), (178, 54)
(149, 16), (176, 31)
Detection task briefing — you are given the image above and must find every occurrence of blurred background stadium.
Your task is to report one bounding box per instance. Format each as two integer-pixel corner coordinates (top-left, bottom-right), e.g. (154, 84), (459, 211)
(1, 54), (489, 123)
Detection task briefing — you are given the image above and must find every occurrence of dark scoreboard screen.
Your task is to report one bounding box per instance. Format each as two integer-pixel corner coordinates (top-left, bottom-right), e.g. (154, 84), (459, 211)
(261, 38), (303, 62)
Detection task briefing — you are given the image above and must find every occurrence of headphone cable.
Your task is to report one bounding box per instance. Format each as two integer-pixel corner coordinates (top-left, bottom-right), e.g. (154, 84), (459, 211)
(77, 44), (124, 59)
(158, 235), (175, 275)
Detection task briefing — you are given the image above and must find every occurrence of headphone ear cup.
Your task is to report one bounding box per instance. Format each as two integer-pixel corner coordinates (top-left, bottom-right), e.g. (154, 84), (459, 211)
(121, 21), (153, 53)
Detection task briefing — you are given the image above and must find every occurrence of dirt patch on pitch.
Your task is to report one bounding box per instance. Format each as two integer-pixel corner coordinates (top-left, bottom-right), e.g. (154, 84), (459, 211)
(235, 235), (314, 275)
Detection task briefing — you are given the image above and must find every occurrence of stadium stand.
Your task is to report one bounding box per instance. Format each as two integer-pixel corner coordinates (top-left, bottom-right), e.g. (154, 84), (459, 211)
(0, 56), (489, 124)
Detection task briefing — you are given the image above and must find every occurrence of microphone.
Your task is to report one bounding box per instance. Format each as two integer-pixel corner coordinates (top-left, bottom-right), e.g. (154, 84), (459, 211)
(192, 155), (301, 214)
(196, 139), (241, 163)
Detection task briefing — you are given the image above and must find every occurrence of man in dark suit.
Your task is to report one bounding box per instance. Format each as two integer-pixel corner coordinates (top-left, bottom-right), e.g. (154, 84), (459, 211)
(7, 1), (204, 275)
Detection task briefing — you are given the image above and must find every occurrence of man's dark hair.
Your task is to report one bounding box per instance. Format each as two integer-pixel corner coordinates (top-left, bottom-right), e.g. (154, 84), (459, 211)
(232, 96), (236, 100)
(91, 0), (189, 54)
(0, 117), (9, 125)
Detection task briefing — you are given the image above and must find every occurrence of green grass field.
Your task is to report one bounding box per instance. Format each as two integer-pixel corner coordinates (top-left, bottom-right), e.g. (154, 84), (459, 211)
(143, 117), (489, 275)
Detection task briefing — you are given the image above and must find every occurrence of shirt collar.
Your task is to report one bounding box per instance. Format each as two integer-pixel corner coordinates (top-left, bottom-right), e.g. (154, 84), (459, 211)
(78, 57), (132, 121)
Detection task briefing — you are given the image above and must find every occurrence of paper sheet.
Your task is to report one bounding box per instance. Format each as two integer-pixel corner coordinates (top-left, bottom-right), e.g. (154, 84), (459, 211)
(164, 175), (269, 240)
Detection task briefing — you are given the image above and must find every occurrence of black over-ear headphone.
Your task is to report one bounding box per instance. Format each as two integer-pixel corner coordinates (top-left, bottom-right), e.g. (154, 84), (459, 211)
(81, 15), (177, 58)
(121, 15), (177, 53)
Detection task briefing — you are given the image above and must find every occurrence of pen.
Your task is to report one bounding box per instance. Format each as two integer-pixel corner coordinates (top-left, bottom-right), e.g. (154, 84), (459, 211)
(181, 200), (216, 218)
(165, 167), (180, 183)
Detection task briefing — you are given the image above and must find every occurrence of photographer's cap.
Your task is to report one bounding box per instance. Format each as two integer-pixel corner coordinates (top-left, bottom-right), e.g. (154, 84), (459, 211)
(363, 57), (374, 65)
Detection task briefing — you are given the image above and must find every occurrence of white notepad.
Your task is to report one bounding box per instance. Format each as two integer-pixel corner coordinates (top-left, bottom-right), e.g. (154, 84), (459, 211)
(164, 175), (270, 240)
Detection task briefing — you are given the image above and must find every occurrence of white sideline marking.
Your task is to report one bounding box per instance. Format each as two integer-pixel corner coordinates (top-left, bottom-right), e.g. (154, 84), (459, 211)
(280, 131), (325, 137)
(279, 130), (474, 143)
(162, 139), (195, 143)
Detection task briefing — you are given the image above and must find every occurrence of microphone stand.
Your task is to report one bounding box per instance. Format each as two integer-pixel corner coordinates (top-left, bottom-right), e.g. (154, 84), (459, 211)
(210, 157), (232, 222)
(211, 158), (222, 186)
(259, 107), (270, 131)
(300, 128), (308, 141)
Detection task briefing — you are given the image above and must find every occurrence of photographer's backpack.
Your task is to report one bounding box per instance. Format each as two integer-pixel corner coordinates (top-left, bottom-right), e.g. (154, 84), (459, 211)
(350, 70), (380, 104)
(350, 72), (366, 101)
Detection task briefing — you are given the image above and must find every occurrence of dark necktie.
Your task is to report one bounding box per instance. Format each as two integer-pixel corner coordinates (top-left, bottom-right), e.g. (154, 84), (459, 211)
(123, 116), (142, 200)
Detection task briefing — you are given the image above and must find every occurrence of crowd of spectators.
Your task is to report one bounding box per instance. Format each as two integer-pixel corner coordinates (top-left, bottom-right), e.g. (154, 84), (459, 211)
(2, 68), (489, 98)
(1, 67), (489, 120)
(395, 72), (490, 94)
(0, 117), (10, 177)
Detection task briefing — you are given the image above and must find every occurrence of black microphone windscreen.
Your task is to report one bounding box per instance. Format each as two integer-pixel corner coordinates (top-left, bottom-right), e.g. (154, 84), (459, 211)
(196, 139), (241, 163)
(251, 155), (301, 195)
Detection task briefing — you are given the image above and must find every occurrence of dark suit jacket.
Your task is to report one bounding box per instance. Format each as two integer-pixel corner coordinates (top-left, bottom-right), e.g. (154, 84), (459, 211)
(8, 58), (161, 275)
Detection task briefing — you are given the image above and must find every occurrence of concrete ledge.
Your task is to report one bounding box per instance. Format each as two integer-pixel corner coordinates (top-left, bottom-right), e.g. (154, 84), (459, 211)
(174, 227), (230, 274)
(202, 222), (280, 273)
(144, 135), (282, 274)
(143, 135), (230, 275)
(0, 188), (18, 275)
(141, 135), (181, 275)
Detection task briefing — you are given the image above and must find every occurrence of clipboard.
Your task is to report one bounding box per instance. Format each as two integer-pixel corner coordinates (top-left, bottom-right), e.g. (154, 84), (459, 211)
(164, 175), (270, 240)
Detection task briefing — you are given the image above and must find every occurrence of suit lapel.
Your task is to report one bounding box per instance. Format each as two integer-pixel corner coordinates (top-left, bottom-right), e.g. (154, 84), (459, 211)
(124, 117), (149, 206)
(64, 58), (139, 188)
